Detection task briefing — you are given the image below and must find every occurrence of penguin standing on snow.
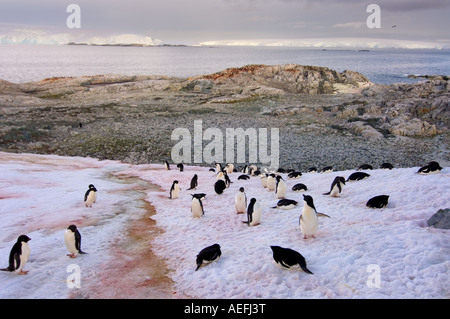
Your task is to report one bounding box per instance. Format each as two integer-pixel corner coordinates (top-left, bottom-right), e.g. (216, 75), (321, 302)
(243, 198), (262, 226)
(169, 180), (181, 199)
(1, 235), (31, 275)
(84, 184), (97, 207)
(266, 174), (276, 191)
(275, 175), (287, 199)
(299, 195), (332, 239)
(235, 187), (247, 214)
(214, 179), (226, 195)
(164, 160), (170, 170)
(195, 244), (221, 271)
(270, 246), (313, 274)
(191, 193), (205, 218)
(187, 174), (198, 190)
(323, 176), (345, 197)
(177, 163), (184, 172)
(64, 225), (86, 258)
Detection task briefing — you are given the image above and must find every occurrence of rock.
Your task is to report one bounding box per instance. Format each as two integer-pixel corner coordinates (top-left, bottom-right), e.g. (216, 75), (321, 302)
(427, 208), (450, 229)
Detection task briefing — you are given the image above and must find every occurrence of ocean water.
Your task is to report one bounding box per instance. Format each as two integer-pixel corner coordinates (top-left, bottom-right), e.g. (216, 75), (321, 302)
(0, 44), (449, 84)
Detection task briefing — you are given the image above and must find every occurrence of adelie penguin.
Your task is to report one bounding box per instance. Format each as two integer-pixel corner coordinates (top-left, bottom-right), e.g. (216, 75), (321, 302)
(270, 246), (313, 274)
(275, 175), (287, 199)
(84, 184), (97, 208)
(164, 160), (170, 170)
(169, 180), (181, 199)
(64, 225), (87, 258)
(235, 187), (247, 214)
(417, 161), (442, 175)
(346, 172), (370, 182)
(366, 195), (389, 208)
(299, 195), (330, 239)
(266, 174), (276, 192)
(272, 199), (298, 210)
(292, 183), (308, 192)
(191, 193), (205, 218)
(195, 243), (221, 271)
(177, 163), (184, 172)
(214, 179), (226, 195)
(243, 198), (262, 226)
(323, 176), (346, 197)
(187, 174), (198, 190)
(1, 235), (31, 275)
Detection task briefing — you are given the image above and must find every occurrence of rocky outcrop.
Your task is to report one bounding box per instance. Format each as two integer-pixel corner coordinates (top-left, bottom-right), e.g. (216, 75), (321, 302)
(187, 64), (370, 96)
(427, 208), (450, 229)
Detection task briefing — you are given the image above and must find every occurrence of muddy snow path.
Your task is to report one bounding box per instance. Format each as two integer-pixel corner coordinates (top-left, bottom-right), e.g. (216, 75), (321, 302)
(0, 152), (175, 299)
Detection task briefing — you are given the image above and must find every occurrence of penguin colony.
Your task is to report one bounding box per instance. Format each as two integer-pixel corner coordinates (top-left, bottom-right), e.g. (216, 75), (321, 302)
(163, 160), (444, 273)
(1, 160), (443, 276)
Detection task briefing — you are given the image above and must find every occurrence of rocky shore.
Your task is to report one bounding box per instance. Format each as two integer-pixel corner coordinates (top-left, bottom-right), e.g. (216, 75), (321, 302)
(0, 64), (448, 170)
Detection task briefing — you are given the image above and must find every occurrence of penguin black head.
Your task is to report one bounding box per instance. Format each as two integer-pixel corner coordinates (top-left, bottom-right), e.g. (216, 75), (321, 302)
(276, 175), (283, 182)
(191, 193), (206, 200)
(88, 184), (97, 191)
(17, 235), (31, 243)
(67, 225), (77, 232)
(239, 187), (245, 192)
(303, 195), (316, 210)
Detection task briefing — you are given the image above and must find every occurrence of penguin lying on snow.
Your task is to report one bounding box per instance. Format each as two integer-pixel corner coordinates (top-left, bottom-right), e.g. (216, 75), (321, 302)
(195, 244), (221, 271)
(272, 199), (298, 210)
(417, 161), (442, 175)
(1, 235), (31, 275)
(366, 195), (389, 208)
(84, 184), (97, 207)
(292, 183), (308, 192)
(346, 172), (370, 182)
(270, 246), (313, 274)
(64, 225), (87, 258)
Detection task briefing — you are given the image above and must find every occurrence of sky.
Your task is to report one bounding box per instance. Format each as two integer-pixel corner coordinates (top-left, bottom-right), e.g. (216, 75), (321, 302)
(0, 0), (449, 47)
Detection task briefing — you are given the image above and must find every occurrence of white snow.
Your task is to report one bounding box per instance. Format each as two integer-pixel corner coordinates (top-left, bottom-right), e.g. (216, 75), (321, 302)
(0, 151), (449, 299)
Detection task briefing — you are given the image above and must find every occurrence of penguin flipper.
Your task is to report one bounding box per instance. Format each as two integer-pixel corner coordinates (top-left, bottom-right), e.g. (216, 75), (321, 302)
(316, 212), (331, 218)
(300, 263), (314, 274)
(322, 191), (331, 195)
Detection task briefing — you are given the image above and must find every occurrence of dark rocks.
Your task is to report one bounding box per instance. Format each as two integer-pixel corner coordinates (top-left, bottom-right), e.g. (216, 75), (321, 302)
(427, 208), (450, 229)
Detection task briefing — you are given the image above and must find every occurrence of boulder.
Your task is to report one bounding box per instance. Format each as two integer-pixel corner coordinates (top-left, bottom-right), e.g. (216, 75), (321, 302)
(427, 208), (450, 229)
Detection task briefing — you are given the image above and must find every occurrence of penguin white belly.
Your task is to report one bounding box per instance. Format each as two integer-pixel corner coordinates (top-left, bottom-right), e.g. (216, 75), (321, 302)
(267, 178), (276, 191)
(276, 182), (287, 199)
(191, 199), (203, 218)
(300, 209), (318, 237)
(235, 194), (246, 214)
(261, 176), (267, 188)
(16, 242), (30, 273)
(329, 184), (340, 197)
(64, 230), (78, 256)
(171, 185), (180, 199)
(249, 205), (262, 226)
(85, 191), (96, 207)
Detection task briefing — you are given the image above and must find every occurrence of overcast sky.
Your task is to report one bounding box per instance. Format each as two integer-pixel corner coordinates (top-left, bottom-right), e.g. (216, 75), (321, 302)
(1, 0), (449, 46)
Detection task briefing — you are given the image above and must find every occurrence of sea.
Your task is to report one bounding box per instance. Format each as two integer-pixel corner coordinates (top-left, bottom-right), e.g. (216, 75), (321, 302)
(0, 44), (449, 84)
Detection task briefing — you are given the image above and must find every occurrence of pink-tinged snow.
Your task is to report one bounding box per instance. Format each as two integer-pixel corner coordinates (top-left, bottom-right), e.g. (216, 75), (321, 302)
(125, 162), (450, 299)
(0, 152), (449, 299)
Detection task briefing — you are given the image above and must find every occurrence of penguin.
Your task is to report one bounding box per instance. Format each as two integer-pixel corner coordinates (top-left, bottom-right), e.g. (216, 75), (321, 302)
(243, 198), (262, 226)
(346, 172), (370, 182)
(235, 187), (247, 214)
(187, 174), (198, 190)
(271, 199), (298, 210)
(164, 160), (170, 170)
(266, 174), (276, 191)
(275, 175), (287, 199)
(299, 195), (319, 239)
(292, 183), (308, 192)
(1, 235), (31, 275)
(225, 163), (234, 174)
(288, 171), (302, 179)
(323, 176), (345, 197)
(320, 166), (333, 173)
(238, 174), (250, 180)
(308, 167), (318, 173)
(84, 184), (97, 207)
(215, 163), (223, 173)
(380, 162), (394, 170)
(260, 173), (268, 188)
(177, 163), (184, 172)
(366, 195), (389, 208)
(270, 246), (313, 274)
(64, 225), (86, 258)
(358, 164), (373, 170)
(169, 180), (181, 199)
(214, 180), (226, 195)
(195, 244), (221, 271)
(277, 168), (286, 174)
(417, 161), (442, 175)
(191, 194), (205, 218)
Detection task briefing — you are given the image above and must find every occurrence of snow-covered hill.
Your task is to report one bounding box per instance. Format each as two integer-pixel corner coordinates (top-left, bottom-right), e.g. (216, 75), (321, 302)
(0, 152), (448, 299)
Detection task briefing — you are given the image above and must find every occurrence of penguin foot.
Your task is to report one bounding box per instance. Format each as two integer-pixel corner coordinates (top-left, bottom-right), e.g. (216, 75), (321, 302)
(18, 270), (29, 275)
(67, 253), (76, 258)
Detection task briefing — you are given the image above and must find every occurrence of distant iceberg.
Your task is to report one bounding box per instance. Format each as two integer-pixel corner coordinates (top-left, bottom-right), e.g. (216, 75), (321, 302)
(0, 29), (163, 46)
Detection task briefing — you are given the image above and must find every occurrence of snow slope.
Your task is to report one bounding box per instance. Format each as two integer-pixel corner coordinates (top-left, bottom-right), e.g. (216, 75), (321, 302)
(0, 152), (449, 299)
